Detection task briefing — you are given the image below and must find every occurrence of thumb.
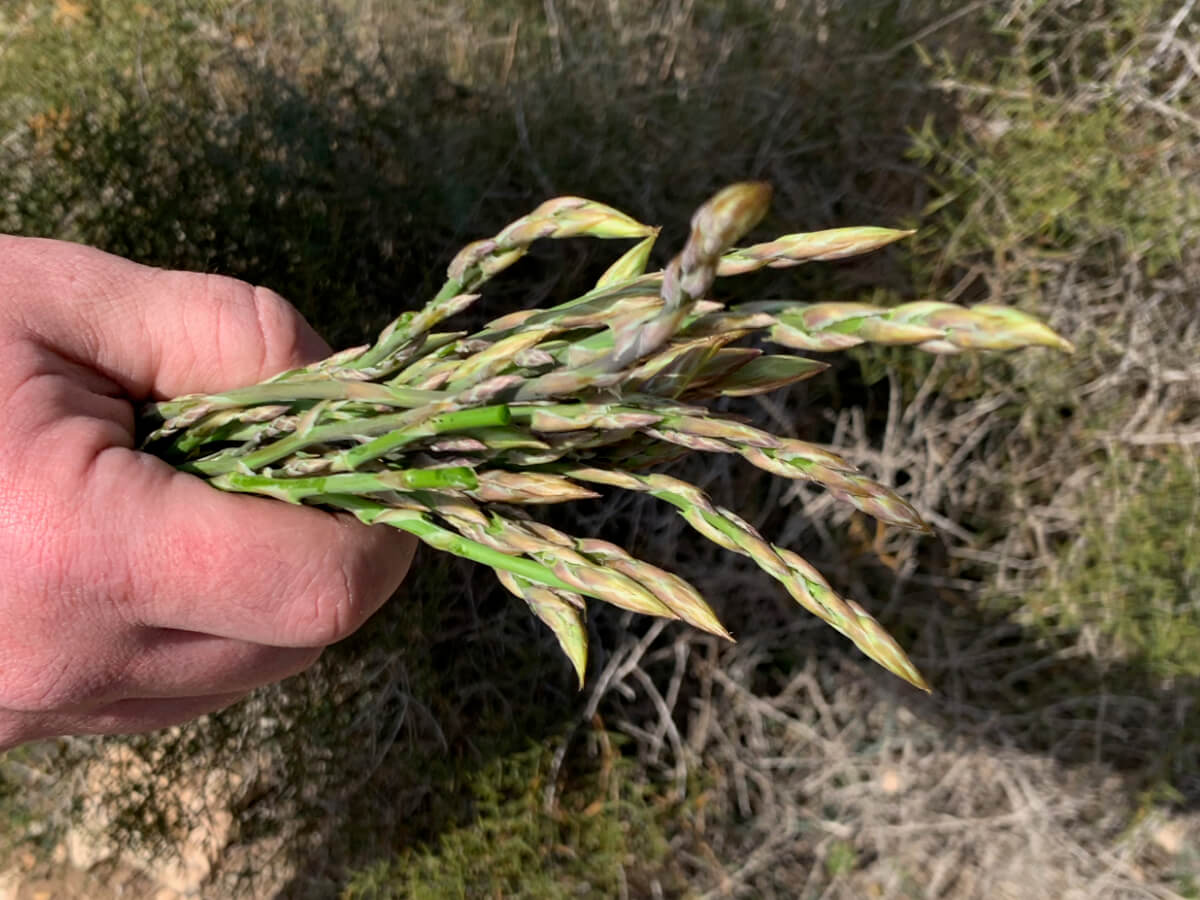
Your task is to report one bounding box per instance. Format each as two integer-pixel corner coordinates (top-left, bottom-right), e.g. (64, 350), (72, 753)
(0, 234), (415, 649)
(0, 234), (329, 397)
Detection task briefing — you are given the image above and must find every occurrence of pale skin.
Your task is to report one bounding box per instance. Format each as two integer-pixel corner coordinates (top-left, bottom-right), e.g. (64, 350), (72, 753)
(0, 235), (416, 750)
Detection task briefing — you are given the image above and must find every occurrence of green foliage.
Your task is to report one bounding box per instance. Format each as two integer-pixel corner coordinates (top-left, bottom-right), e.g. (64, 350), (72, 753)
(0, 744), (67, 863)
(824, 839), (859, 878)
(0, 763), (36, 838)
(1026, 452), (1200, 680)
(910, 96), (1192, 277)
(0, 0), (936, 343)
(1175, 869), (1200, 900)
(908, 1), (1197, 281)
(341, 740), (682, 899)
(2, 0), (1197, 895)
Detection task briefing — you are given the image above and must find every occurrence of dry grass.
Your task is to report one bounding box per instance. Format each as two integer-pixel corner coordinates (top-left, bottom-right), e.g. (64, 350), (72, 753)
(1, 0), (1198, 897)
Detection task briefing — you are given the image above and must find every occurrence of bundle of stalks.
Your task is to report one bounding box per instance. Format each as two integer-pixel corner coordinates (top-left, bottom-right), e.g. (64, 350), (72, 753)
(139, 184), (1072, 691)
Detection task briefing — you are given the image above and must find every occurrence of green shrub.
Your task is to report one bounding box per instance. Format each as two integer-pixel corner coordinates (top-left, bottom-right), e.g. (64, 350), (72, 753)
(342, 739), (684, 899)
(1026, 452), (1200, 681)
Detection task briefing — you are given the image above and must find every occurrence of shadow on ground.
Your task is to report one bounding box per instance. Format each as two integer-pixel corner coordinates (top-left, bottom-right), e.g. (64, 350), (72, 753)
(4, 0), (1194, 892)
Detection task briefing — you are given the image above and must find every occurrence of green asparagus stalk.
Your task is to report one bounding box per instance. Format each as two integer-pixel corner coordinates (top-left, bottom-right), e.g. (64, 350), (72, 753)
(139, 182), (1074, 693)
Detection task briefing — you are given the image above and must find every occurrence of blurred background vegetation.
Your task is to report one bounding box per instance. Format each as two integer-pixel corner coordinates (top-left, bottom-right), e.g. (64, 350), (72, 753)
(0, 0), (1197, 897)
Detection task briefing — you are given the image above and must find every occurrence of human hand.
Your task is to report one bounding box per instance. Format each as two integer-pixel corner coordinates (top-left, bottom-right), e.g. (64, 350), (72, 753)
(0, 236), (415, 749)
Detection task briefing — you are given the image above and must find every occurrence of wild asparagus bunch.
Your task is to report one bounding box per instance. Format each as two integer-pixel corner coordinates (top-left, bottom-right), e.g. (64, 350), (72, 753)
(140, 183), (1072, 691)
